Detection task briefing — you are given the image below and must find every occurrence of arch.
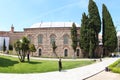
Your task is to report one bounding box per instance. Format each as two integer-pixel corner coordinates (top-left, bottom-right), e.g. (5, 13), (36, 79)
(63, 46), (70, 49)
(37, 46), (43, 57)
(50, 34), (56, 44)
(50, 34), (56, 37)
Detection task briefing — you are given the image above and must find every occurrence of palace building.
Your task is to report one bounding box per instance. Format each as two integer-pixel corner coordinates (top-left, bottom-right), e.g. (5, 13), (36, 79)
(0, 22), (83, 58)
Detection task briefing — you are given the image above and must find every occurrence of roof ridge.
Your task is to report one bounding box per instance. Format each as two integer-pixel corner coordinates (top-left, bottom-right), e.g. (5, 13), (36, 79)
(30, 22), (80, 28)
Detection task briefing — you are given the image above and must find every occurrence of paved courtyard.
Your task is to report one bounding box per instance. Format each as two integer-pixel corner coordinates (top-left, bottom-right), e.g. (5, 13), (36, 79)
(86, 70), (120, 80)
(0, 54), (119, 80)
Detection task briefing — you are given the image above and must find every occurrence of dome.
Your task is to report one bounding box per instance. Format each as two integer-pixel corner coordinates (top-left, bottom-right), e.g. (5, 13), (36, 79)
(30, 22), (80, 28)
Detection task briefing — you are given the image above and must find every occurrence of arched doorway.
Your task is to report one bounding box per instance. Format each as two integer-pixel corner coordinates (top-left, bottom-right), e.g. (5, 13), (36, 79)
(77, 49), (80, 57)
(38, 49), (42, 56)
(64, 49), (68, 57)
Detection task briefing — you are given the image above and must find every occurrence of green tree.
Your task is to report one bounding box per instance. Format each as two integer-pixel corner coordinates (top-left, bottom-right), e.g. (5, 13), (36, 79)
(29, 44), (36, 56)
(3, 38), (6, 52)
(52, 41), (57, 57)
(80, 13), (90, 57)
(14, 37), (30, 62)
(14, 40), (22, 61)
(102, 4), (117, 56)
(88, 0), (101, 58)
(71, 23), (78, 58)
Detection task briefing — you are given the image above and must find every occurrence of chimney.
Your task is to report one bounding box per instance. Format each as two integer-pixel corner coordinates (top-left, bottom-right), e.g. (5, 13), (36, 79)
(11, 24), (14, 32)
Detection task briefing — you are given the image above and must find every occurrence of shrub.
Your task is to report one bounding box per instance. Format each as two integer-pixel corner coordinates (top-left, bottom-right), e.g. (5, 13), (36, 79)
(109, 59), (120, 73)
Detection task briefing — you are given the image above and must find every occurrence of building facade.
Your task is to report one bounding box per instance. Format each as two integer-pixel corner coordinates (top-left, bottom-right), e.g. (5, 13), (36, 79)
(0, 22), (83, 58)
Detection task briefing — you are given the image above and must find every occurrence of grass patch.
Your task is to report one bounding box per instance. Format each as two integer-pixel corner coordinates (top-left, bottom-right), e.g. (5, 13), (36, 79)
(0, 56), (94, 73)
(109, 59), (120, 73)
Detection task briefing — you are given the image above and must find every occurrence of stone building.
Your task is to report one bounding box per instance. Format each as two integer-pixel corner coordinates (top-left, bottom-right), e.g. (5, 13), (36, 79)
(0, 24), (25, 50)
(0, 22), (82, 58)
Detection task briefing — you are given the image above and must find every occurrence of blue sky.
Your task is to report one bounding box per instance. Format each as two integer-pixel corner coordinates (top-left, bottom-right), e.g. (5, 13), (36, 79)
(0, 0), (120, 31)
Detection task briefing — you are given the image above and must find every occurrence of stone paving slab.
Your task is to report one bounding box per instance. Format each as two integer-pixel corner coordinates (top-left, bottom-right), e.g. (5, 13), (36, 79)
(86, 70), (120, 80)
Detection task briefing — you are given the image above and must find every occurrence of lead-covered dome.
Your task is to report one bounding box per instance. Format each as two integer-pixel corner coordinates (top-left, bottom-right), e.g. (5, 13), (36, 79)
(30, 22), (80, 28)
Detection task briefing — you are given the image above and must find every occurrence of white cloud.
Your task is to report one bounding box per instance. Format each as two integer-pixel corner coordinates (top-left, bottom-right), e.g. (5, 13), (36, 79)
(30, 0), (88, 22)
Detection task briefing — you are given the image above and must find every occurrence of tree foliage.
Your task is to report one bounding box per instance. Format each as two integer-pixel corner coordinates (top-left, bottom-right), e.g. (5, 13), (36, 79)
(102, 4), (117, 55)
(29, 44), (36, 56)
(88, 0), (101, 58)
(14, 37), (30, 62)
(3, 38), (6, 52)
(71, 23), (78, 58)
(80, 13), (90, 57)
(79, 0), (116, 58)
(29, 44), (36, 52)
(88, 0), (101, 35)
(71, 23), (78, 52)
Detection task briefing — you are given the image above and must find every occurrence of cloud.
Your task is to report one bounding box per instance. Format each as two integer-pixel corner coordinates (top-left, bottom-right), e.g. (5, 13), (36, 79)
(30, 0), (88, 21)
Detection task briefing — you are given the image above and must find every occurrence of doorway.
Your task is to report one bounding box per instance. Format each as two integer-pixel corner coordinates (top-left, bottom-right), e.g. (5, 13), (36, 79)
(77, 49), (80, 57)
(39, 49), (42, 56)
(64, 49), (68, 57)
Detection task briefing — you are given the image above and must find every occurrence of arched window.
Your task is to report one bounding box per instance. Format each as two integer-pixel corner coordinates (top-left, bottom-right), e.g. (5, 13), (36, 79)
(38, 34), (43, 44)
(63, 35), (69, 44)
(50, 34), (56, 44)
(64, 49), (68, 57)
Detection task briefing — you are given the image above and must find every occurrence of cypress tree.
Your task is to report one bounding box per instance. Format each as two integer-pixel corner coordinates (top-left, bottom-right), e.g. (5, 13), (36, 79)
(3, 38), (6, 52)
(88, 0), (101, 38)
(80, 13), (90, 57)
(71, 23), (78, 58)
(102, 4), (117, 56)
(88, 19), (96, 58)
(88, 0), (101, 58)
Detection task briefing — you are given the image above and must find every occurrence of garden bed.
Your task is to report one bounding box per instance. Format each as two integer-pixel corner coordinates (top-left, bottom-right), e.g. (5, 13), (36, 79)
(109, 59), (120, 73)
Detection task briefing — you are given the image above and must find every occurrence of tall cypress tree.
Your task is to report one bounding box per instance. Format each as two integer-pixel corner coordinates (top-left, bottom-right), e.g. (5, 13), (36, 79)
(102, 4), (117, 56)
(80, 13), (90, 57)
(3, 38), (6, 52)
(71, 23), (78, 58)
(88, 0), (101, 58)
(88, 0), (101, 39)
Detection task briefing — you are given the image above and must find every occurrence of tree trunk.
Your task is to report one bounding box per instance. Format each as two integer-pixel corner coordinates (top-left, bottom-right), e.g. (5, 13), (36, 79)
(27, 53), (30, 62)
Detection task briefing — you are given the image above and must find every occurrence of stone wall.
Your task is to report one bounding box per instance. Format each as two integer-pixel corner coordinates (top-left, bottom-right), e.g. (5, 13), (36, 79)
(9, 32), (25, 45)
(0, 27), (82, 58)
(24, 27), (82, 58)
